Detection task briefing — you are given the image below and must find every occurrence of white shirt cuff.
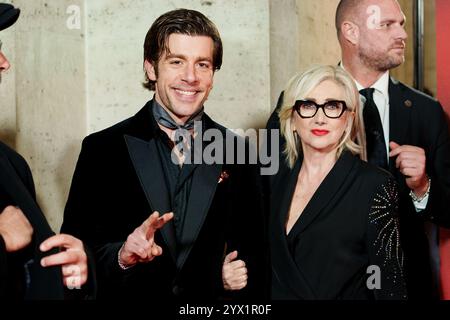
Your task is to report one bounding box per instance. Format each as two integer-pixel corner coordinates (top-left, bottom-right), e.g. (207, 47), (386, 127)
(412, 193), (429, 212)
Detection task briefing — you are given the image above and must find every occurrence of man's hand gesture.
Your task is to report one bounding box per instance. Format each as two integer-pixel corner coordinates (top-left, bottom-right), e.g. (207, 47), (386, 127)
(119, 211), (173, 268)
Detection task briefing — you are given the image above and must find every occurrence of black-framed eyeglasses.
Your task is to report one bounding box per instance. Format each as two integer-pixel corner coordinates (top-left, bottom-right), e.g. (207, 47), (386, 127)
(294, 99), (348, 119)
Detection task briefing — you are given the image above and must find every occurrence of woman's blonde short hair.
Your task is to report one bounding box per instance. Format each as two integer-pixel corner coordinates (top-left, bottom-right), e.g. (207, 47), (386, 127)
(278, 65), (367, 168)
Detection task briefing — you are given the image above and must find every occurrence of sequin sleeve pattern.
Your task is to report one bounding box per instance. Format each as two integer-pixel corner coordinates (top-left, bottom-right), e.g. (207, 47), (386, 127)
(367, 177), (408, 300)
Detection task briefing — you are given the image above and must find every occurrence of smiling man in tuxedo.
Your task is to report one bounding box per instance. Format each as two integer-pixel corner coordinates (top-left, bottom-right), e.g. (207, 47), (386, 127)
(61, 8), (268, 300)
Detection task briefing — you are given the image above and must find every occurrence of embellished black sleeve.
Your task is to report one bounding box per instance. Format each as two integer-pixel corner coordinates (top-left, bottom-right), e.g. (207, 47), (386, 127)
(367, 177), (408, 300)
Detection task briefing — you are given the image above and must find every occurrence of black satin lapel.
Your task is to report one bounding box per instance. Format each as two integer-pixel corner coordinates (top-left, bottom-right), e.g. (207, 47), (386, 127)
(0, 153), (64, 299)
(292, 152), (357, 236)
(388, 78), (411, 173)
(124, 135), (177, 262)
(271, 228), (317, 299)
(176, 162), (222, 270)
(271, 157), (302, 230)
(270, 157), (317, 299)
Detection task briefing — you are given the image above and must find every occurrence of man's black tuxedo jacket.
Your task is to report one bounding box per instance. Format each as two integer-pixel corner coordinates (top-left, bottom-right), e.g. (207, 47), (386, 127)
(0, 141), (64, 299)
(266, 78), (450, 299)
(61, 100), (268, 300)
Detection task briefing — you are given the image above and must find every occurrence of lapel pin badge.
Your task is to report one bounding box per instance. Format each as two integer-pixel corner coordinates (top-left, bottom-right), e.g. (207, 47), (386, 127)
(404, 100), (412, 108)
(218, 170), (229, 184)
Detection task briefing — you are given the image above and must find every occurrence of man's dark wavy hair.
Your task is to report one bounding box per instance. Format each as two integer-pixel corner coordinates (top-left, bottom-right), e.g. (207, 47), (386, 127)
(142, 8), (223, 91)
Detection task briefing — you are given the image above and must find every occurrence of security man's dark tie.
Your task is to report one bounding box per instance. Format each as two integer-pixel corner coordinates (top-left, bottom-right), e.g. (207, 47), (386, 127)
(360, 88), (388, 169)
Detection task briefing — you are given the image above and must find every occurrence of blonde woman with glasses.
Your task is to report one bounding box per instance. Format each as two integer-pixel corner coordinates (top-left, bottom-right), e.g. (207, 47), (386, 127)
(223, 65), (407, 299)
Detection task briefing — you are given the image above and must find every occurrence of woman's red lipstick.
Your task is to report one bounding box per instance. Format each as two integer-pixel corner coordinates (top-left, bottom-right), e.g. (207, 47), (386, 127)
(311, 129), (329, 136)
